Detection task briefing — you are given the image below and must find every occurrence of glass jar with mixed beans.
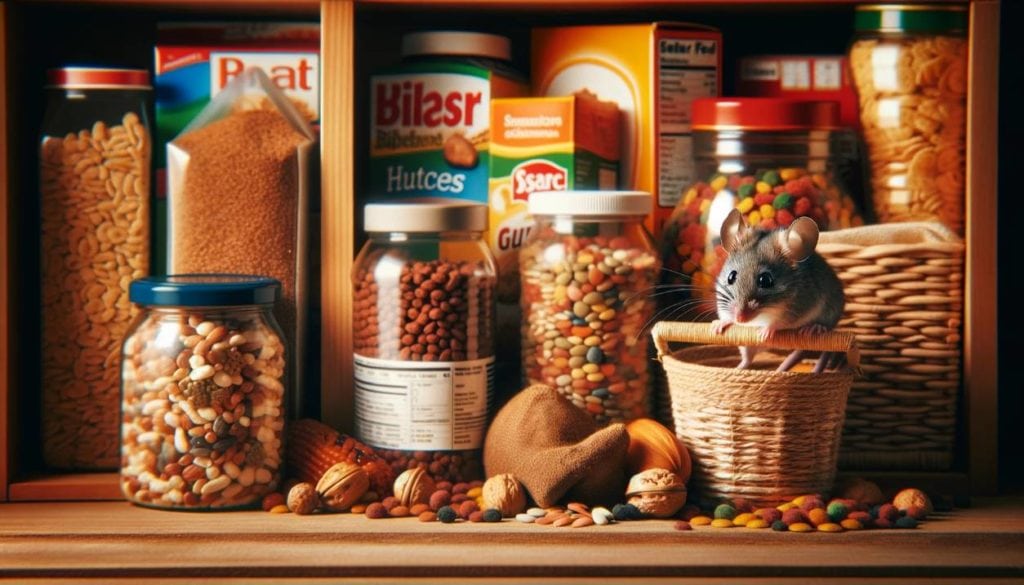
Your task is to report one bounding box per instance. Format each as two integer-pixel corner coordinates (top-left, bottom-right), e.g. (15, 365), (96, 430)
(120, 275), (287, 510)
(660, 98), (864, 316)
(352, 199), (496, 483)
(520, 191), (660, 425)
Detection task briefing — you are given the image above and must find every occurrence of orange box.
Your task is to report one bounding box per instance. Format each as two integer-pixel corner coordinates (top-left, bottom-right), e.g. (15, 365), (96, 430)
(532, 22), (722, 238)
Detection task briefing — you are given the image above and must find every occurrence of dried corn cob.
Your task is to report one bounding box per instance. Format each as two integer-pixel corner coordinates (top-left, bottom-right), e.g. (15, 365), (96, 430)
(287, 419), (395, 496)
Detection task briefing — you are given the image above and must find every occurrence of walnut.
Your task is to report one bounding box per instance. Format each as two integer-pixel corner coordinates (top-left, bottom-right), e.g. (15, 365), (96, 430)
(892, 488), (934, 515)
(316, 462), (370, 512)
(482, 473), (527, 517)
(393, 466), (436, 507)
(625, 468), (687, 519)
(287, 482), (319, 515)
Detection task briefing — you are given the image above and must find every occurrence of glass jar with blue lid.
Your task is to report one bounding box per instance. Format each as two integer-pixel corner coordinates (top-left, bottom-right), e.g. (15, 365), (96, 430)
(120, 275), (286, 510)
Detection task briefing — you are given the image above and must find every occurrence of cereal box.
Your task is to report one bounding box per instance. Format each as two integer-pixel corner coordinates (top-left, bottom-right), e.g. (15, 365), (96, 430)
(532, 23), (722, 238)
(738, 55), (860, 129)
(154, 22), (320, 271)
(488, 93), (620, 278)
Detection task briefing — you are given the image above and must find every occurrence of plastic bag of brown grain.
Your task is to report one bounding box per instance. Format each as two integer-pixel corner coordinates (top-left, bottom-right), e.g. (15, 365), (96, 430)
(167, 67), (314, 416)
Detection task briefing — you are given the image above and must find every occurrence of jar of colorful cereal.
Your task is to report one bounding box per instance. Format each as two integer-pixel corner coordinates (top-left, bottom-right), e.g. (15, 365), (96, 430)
(520, 191), (660, 425)
(660, 98), (864, 314)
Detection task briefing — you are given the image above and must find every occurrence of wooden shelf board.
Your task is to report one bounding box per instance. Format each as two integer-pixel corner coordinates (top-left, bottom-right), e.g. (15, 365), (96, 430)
(11, 0), (320, 13)
(1, 498), (1023, 581)
(8, 472), (120, 501)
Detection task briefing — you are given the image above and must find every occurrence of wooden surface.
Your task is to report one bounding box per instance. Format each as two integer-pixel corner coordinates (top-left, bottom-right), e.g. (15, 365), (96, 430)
(1, 499), (1023, 582)
(8, 472), (120, 502)
(965, 0), (1001, 497)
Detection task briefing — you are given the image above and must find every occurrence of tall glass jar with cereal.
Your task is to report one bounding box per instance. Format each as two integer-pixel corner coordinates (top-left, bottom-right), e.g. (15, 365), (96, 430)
(520, 191), (660, 425)
(40, 67), (151, 469)
(352, 199), (496, 484)
(121, 275), (287, 510)
(849, 4), (967, 234)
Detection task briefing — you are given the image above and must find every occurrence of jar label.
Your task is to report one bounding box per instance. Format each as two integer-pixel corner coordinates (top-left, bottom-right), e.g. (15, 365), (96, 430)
(353, 354), (495, 451)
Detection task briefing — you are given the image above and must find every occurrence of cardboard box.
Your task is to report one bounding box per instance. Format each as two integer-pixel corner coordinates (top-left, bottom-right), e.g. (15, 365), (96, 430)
(154, 22), (320, 271)
(532, 23), (722, 238)
(737, 55), (860, 129)
(488, 93), (620, 272)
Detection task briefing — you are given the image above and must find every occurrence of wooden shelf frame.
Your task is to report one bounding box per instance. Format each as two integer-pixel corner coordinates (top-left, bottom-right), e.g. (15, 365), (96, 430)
(0, 0), (1002, 501)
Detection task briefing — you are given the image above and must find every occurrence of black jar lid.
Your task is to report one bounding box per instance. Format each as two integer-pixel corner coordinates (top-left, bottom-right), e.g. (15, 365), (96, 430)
(129, 274), (280, 307)
(855, 4), (967, 34)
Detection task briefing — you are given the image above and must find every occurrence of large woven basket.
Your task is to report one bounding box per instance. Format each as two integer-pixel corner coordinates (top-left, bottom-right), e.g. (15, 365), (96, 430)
(818, 222), (964, 470)
(652, 322), (858, 508)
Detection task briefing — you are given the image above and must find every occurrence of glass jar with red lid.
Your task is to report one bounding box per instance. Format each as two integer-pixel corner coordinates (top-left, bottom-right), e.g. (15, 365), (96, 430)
(659, 97), (864, 316)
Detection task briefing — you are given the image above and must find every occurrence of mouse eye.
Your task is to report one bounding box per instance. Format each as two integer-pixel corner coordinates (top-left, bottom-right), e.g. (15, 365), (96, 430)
(727, 270), (737, 285)
(757, 272), (774, 289)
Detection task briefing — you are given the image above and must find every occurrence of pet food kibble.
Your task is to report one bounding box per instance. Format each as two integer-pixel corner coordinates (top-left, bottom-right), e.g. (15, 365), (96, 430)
(459, 500), (480, 520)
(430, 490), (452, 511)
(714, 504), (737, 520)
(390, 505), (410, 518)
(788, 522), (814, 533)
(437, 506), (459, 523)
(522, 192), (659, 425)
(895, 516), (919, 529)
(410, 503), (430, 516)
(905, 506), (928, 521)
(841, 519), (864, 530)
(690, 516), (713, 527)
(877, 504), (900, 523)
(674, 520), (693, 531)
(365, 502), (388, 519)
(354, 201), (495, 483)
(468, 510), (485, 523)
(710, 518), (735, 528)
(771, 521), (788, 531)
(755, 508), (782, 525)
(515, 513), (537, 524)
(482, 508), (503, 523)
(350, 504), (367, 515)
(782, 509), (809, 526)
(120, 276), (286, 510)
(817, 522), (843, 533)
(807, 508), (831, 527)
(419, 511), (438, 522)
(826, 501), (849, 523)
(745, 519), (770, 529)
(40, 68), (151, 469)
(732, 512), (756, 527)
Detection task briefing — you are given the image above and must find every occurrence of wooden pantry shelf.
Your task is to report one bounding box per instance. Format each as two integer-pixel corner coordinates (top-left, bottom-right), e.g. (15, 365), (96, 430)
(1, 498), (1023, 582)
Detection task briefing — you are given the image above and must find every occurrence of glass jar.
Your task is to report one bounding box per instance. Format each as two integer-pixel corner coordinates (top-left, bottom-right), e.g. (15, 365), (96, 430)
(352, 199), (496, 484)
(660, 98), (864, 315)
(849, 4), (967, 234)
(520, 191), (660, 425)
(121, 275), (286, 510)
(40, 67), (152, 470)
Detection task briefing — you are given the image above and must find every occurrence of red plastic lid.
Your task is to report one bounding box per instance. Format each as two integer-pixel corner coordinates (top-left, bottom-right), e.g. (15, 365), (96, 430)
(47, 67), (150, 89)
(692, 98), (840, 130)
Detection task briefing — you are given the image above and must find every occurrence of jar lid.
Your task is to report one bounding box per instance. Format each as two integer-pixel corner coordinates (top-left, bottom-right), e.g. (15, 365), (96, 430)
(691, 98), (840, 130)
(129, 275), (280, 307)
(855, 4), (967, 34)
(401, 31), (512, 61)
(528, 191), (652, 217)
(363, 198), (488, 232)
(47, 67), (151, 90)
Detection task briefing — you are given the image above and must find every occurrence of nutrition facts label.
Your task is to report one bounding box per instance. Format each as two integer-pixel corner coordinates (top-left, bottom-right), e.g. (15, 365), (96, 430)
(353, 354), (494, 451)
(657, 35), (719, 209)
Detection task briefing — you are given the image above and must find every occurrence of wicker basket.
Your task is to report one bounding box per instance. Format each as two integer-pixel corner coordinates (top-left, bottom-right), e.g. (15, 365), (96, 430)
(652, 322), (858, 508)
(817, 222), (964, 470)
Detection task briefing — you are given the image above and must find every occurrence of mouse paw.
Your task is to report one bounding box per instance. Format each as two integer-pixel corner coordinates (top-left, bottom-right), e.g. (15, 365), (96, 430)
(798, 323), (829, 336)
(711, 319), (732, 335)
(757, 326), (777, 344)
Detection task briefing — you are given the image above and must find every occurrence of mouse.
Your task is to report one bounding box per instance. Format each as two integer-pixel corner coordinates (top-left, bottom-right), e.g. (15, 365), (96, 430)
(710, 208), (846, 372)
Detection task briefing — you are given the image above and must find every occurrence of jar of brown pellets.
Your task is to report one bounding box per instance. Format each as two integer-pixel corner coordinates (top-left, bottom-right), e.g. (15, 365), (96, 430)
(352, 199), (496, 484)
(40, 67), (151, 469)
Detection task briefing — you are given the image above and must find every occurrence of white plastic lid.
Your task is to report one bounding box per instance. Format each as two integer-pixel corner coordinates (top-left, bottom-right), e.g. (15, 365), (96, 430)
(401, 31), (511, 61)
(364, 198), (487, 233)
(528, 191), (653, 217)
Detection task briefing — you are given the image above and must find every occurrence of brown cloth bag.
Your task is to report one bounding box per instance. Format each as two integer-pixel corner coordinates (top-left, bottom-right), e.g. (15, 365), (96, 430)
(483, 384), (629, 507)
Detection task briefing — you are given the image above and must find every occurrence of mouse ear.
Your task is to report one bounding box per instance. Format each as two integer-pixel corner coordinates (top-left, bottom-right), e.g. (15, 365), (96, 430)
(719, 208), (747, 253)
(780, 216), (820, 262)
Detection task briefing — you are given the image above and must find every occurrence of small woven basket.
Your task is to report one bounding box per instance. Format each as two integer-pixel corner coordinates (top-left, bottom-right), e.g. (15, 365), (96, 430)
(652, 322), (858, 508)
(818, 222), (964, 470)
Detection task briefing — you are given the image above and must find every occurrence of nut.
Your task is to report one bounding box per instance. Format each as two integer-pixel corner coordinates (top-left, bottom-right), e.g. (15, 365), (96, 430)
(393, 467), (436, 507)
(316, 462), (370, 512)
(287, 482), (319, 515)
(482, 473), (528, 517)
(892, 488), (934, 515)
(443, 133), (478, 168)
(625, 468), (687, 519)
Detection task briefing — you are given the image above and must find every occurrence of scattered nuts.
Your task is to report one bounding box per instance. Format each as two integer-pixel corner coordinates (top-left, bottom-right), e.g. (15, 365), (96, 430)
(393, 467), (437, 508)
(625, 468), (687, 519)
(287, 482), (319, 515)
(316, 462), (370, 512)
(482, 473), (528, 517)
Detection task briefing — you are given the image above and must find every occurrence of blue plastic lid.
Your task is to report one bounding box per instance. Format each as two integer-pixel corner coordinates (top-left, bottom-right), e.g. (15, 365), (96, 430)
(129, 274), (280, 307)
